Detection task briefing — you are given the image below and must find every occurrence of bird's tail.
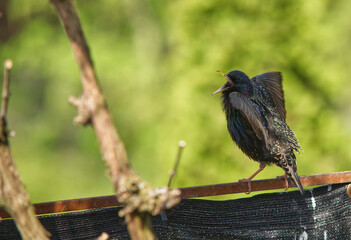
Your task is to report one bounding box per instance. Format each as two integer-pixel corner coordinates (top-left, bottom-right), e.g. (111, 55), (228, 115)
(281, 154), (305, 195)
(288, 166), (305, 195)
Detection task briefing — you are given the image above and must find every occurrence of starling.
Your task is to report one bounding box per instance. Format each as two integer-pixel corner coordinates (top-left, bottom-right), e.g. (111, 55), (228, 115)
(212, 70), (304, 194)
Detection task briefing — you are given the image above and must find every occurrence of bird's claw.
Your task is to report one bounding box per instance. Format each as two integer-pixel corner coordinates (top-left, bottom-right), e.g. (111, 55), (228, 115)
(239, 178), (252, 194)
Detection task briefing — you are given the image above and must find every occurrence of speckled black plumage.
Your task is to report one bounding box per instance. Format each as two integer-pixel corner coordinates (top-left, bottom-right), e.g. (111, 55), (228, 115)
(213, 70), (304, 194)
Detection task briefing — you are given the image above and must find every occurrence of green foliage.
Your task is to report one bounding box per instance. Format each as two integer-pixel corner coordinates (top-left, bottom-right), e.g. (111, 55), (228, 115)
(1, 0), (351, 202)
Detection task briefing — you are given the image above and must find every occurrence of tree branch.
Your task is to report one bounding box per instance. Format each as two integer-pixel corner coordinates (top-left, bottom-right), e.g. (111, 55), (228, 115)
(49, 1), (181, 239)
(0, 59), (50, 239)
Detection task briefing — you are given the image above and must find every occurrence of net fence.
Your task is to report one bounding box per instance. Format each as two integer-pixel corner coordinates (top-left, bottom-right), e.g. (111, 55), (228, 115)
(0, 183), (350, 239)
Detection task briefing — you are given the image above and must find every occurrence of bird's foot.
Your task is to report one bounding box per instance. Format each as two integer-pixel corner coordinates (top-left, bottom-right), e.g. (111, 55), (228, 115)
(239, 178), (252, 194)
(239, 163), (266, 194)
(276, 173), (289, 191)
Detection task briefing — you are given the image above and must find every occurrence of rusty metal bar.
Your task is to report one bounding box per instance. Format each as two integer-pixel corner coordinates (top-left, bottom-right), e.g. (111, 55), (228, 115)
(0, 195), (119, 219)
(180, 171), (351, 198)
(1, 171), (350, 219)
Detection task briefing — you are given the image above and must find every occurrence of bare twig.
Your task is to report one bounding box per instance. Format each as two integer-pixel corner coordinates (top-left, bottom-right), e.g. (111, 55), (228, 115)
(49, 0), (181, 239)
(0, 60), (11, 119)
(162, 140), (185, 221)
(0, 60), (50, 239)
(168, 140), (186, 188)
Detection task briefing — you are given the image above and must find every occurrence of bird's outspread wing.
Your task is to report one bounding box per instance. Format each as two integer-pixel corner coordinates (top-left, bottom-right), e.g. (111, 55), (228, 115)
(229, 92), (269, 144)
(251, 72), (286, 120)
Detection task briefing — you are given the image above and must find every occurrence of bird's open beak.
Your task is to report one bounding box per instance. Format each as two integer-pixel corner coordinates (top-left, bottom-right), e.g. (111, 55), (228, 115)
(212, 70), (233, 95)
(212, 85), (227, 95)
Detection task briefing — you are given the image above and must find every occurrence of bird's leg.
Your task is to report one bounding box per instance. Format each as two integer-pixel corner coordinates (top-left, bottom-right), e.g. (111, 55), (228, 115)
(239, 162), (266, 193)
(276, 173), (289, 190)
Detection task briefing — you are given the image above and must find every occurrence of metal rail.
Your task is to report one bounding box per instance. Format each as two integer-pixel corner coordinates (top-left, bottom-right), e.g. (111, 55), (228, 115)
(1, 171), (350, 219)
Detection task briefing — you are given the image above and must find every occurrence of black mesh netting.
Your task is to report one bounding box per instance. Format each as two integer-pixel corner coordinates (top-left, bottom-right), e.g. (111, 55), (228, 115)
(1, 183), (350, 239)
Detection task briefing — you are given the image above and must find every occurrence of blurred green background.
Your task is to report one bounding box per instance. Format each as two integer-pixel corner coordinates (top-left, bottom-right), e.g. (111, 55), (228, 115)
(1, 0), (351, 203)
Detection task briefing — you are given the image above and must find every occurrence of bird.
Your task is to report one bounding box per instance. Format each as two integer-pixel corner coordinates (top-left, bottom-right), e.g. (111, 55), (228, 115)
(212, 70), (304, 194)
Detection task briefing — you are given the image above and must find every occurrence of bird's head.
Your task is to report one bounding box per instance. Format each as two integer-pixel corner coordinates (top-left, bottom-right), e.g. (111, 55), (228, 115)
(212, 70), (252, 96)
